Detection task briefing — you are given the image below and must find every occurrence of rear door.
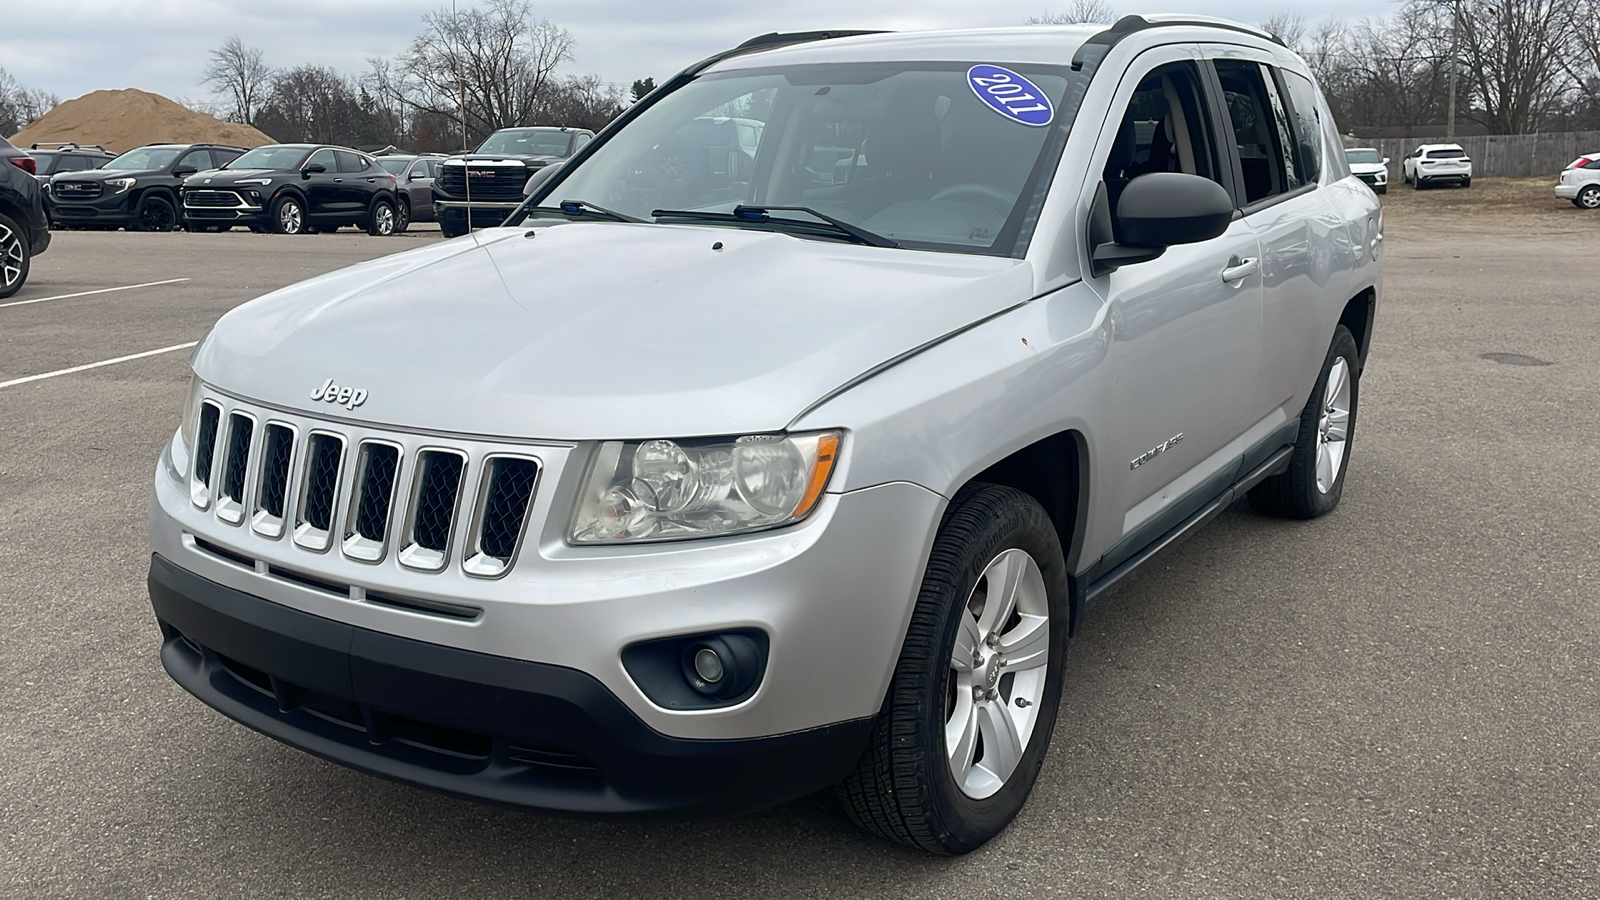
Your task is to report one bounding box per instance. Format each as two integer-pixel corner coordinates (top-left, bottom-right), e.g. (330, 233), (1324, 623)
(336, 151), (378, 216)
(1203, 48), (1350, 453)
(1085, 45), (1266, 574)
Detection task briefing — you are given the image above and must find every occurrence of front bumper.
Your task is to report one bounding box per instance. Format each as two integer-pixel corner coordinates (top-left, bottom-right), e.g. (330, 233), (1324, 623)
(150, 553), (873, 817)
(434, 199), (522, 228)
(1355, 172), (1387, 188)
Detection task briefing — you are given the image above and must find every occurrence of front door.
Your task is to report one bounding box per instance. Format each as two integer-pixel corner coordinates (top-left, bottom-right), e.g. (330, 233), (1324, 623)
(301, 149), (340, 219)
(1085, 46), (1265, 571)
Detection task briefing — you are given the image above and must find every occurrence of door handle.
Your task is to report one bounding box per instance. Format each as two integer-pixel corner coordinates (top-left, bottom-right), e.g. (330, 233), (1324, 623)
(1221, 256), (1259, 283)
(333, 178), (344, 183)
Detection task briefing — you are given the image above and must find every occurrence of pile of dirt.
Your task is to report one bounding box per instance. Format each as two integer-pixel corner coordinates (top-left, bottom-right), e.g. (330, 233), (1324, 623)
(8, 89), (275, 153)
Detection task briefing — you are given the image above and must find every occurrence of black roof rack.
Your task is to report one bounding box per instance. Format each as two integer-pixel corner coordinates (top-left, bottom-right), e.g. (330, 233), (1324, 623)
(30, 142), (113, 153)
(1072, 14), (1282, 68)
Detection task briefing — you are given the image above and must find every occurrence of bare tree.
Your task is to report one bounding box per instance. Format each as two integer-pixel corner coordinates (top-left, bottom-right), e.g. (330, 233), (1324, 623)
(1027, 1), (1117, 25)
(1259, 11), (1308, 51)
(395, 0), (574, 146)
(0, 69), (59, 135)
(201, 35), (273, 126)
(538, 75), (626, 132)
(1439, 0), (1581, 133)
(255, 65), (361, 144)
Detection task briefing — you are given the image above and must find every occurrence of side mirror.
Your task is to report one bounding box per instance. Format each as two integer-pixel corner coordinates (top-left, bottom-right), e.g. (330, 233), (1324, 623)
(173, 167), (197, 178)
(1090, 172), (1234, 276)
(1381, 157), (1391, 165)
(303, 163), (326, 176)
(522, 161), (565, 197)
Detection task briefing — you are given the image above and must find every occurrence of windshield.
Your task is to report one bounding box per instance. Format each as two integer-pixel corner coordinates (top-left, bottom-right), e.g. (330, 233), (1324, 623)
(225, 145), (313, 170)
(378, 157), (411, 175)
(1345, 149), (1381, 164)
(105, 147), (182, 170)
(477, 130), (574, 157)
(514, 62), (1077, 255)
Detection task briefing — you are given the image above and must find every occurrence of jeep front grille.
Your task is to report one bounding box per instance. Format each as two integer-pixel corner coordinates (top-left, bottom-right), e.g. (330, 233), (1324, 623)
(187, 396), (543, 579)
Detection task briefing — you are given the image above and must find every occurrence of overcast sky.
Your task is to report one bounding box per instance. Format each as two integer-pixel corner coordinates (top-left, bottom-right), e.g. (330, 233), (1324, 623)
(2, 1), (1397, 107)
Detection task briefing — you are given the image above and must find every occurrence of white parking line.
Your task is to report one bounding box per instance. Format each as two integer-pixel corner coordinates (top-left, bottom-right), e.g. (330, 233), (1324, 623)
(0, 277), (191, 310)
(0, 342), (198, 390)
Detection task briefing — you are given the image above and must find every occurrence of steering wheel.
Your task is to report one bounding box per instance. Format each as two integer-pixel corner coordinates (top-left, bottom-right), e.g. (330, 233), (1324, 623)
(930, 183), (1014, 211)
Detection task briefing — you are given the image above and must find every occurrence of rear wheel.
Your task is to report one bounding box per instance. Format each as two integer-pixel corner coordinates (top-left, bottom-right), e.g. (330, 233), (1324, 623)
(134, 195), (178, 232)
(1412, 175), (1425, 190)
(393, 198), (411, 234)
(1576, 185), (1600, 209)
(271, 196), (306, 234)
(838, 484), (1068, 855)
(1461, 177), (1471, 188)
(0, 213), (30, 300)
(1250, 325), (1360, 519)
(367, 198), (396, 236)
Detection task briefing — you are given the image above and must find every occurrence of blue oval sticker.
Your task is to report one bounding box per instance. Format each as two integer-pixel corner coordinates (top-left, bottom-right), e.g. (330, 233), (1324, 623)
(967, 65), (1054, 127)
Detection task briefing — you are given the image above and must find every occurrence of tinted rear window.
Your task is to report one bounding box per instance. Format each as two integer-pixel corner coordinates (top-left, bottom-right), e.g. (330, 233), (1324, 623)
(1427, 149), (1466, 158)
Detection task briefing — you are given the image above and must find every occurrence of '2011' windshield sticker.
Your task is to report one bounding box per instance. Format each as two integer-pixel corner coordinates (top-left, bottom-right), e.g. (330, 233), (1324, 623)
(967, 65), (1054, 127)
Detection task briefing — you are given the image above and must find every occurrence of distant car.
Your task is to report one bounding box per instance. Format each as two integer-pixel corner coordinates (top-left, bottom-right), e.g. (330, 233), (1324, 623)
(1344, 147), (1388, 194)
(374, 154), (445, 231)
(1402, 143), (1472, 189)
(0, 136), (53, 299)
(180, 144), (401, 236)
(433, 126), (595, 237)
(28, 142), (118, 184)
(1554, 152), (1600, 209)
(49, 143), (246, 232)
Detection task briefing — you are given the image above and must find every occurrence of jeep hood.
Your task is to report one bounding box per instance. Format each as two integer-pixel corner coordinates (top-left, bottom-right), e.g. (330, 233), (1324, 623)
(195, 223), (1032, 440)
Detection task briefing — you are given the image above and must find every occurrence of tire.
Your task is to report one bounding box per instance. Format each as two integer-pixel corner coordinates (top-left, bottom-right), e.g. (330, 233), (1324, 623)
(133, 195), (178, 232)
(1376, 185), (1387, 195)
(0, 212), (30, 300)
(393, 198), (411, 234)
(439, 215), (468, 239)
(1461, 177), (1471, 188)
(367, 198), (396, 236)
(1249, 325), (1361, 520)
(1576, 185), (1600, 210)
(1412, 175), (1425, 190)
(271, 195), (306, 234)
(837, 484), (1069, 855)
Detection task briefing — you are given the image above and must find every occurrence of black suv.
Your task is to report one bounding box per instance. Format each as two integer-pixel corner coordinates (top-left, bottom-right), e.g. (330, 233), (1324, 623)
(0, 137), (52, 299)
(180, 144), (402, 236)
(49, 143), (245, 232)
(433, 126), (593, 237)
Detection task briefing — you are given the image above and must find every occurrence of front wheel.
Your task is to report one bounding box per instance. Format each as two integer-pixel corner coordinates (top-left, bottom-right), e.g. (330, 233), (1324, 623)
(1461, 177), (1471, 188)
(1412, 175), (1425, 190)
(439, 215), (468, 239)
(133, 195), (178, 232)
(838, 484), (1069, 855)
(367, 199), (396, 236)
(1575, 185), (1600, 209)
(271, 196), (306, 235)
(0, 212), (30, 300)
(1250, 325), (1361, 519)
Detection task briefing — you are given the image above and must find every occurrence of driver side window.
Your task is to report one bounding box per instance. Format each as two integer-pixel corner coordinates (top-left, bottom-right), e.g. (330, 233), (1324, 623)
(1102, 62), (1223, 207)
(306, 149), (336, 171)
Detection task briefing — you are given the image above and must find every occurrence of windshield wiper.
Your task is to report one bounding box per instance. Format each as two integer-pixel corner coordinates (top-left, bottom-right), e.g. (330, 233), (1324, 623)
(650, 205), (900, 249)
(527, 199), (644, 223)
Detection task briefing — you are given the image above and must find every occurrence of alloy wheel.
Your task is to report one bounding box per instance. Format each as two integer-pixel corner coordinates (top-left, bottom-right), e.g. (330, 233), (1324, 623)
(0, 222), (22, 290)
(1580, 186), (1600, 209)
(945, 547), (1051, 800)
(280, 202), (303, 234)
(140, 200), (175, 232)
(1315, 356), (1353, 493)
(374, 204), (395, 235)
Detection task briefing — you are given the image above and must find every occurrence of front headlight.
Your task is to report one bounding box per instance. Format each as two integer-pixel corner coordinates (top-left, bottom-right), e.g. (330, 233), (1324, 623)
(178, 373), (203, 456)
(107, 177), (136, 194)
(234, 178), (272, 186)
(570, 431), (841, 544)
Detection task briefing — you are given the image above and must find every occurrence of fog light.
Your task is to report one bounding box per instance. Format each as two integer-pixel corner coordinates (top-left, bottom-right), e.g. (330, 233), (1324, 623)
(693, 647), (724, 683)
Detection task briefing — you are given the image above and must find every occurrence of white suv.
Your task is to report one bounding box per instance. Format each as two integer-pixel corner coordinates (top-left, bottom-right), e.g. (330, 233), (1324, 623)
(147, 17), (1382, 854)
(1345, 146), (1389, 193)
(1403, 142), (1472, 189)
(1554, 153), (1600, 209)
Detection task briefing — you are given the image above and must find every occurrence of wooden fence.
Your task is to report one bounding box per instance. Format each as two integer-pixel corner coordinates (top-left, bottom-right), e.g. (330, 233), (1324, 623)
(1348, 131), (1600, 179)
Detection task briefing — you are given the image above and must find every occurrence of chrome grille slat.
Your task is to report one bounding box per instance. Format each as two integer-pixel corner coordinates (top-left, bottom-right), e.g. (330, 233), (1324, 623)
(292, 432), (346, 551)
(398, 449), (467, 572)
(190, 401), (222, 508)
(215, 413), (255, 525)
(463, 456), (540, 579)
(342, 442), (401, 562)
(250, 423), (296, 538)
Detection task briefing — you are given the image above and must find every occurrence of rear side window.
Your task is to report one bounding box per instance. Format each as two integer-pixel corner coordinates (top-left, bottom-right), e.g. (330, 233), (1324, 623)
(57, 155), (95, 172)
(1278, 70), (1324, 185)
(336, 150), (368, 173)
(1214, 60), (1298, 204)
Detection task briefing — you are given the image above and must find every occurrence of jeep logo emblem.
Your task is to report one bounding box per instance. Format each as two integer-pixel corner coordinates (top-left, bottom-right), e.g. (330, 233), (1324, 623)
(310, 378), (368, 410)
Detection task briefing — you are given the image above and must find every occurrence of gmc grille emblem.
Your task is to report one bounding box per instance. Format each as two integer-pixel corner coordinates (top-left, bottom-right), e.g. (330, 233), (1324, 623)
(310, 378), (368, 410)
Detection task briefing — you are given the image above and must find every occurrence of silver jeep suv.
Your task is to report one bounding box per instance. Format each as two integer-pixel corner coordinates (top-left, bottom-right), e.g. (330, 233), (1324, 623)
(148, 16), (1381, 854)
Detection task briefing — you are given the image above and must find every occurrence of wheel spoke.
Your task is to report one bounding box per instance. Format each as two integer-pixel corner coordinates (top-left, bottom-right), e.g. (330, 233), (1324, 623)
(951, 612), (980, 673)
(945, 695), (979, 775)
(1324, 360), (1347, 408)
(976, 549), (1025, 638)
(1316, 442), (1335, 491)
(976, 701), (1025, 783)
(1325, 407), (1351, 442)
(999, 614), (1050, 672)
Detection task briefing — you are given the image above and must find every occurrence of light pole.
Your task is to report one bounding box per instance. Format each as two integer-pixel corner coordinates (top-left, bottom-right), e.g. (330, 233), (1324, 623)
(1446, 0), (1460, 141)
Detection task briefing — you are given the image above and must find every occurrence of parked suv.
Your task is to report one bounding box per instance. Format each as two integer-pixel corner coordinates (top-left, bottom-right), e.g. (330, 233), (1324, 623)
(148, 18), (1381, 854)
(1402, 142), (1472, 188)
(0, 136), (53, 298)
(179, 144), (401, 235)
(1345, 146), (1388, 194)
(49, 143), (245, 231)
(1554, 152), (1600, 209)
(433, 126), (594, 236)
(374, 153), (446, 231)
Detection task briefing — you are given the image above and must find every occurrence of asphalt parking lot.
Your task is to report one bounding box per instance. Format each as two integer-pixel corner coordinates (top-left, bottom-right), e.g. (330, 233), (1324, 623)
(2, 195), (1597, 898)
